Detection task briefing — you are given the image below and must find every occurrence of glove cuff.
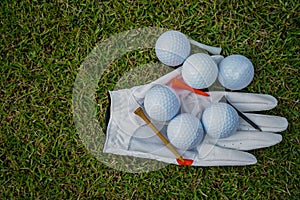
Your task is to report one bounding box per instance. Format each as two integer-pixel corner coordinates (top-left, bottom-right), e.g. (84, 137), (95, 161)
(103, 89), (143, 154)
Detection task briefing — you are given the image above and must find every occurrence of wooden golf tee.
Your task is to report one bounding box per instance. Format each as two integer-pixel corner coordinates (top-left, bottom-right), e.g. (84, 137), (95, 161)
(134, 107), (185, 163)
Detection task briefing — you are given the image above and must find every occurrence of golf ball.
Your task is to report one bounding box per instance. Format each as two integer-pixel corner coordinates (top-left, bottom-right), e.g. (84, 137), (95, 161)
(201, 103), (239, 138)
(167, 113), (204, 150)
(218, 54), (254, 90)
(155, 30), (191, 67)
(144, 85), (180, 122)
(182, 53), (219, 89)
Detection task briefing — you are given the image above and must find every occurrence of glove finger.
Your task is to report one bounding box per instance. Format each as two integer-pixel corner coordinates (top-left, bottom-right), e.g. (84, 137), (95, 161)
(211, 55), (224, 65)
(216, 131), (282, 151)
(224, 92), (278, 112)
(239, 113), (288, 132)
(194, 143), (257, 166)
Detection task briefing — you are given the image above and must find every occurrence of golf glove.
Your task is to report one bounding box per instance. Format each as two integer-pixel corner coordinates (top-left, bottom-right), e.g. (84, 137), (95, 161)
(103, 67), (288, 166)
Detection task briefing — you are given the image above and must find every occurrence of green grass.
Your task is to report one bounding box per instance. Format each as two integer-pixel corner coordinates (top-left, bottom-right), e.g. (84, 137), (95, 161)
(1, 0), (299, 199)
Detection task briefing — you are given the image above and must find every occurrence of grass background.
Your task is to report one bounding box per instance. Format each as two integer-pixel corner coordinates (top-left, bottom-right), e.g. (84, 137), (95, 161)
(1, 0), (299, 199)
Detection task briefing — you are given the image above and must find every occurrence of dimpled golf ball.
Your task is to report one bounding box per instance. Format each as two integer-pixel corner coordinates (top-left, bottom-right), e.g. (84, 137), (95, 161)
(144, 85), (180, 122)
(201, 103), (239, 138)
(182, 53), (219, 89)
(167, 113), (204, 150)
(218, 54), (254, 90)
(155, 30), (191, 67)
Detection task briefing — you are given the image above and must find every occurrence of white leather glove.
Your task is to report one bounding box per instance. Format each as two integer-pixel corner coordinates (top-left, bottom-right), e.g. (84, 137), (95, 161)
(103, 67), (288, 166)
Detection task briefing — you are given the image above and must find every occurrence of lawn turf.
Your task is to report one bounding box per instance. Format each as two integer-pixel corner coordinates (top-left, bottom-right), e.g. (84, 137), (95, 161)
(1, 0), (299, 199)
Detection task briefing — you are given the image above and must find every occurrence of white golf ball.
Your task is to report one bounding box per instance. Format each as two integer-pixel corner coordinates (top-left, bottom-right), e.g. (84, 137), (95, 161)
(218, 54), (254, 90)
(155, 30), (191, 67)
(182, 53), (219, 89)
(167, 113), (204, 150)
(144, 85), (180, 122)
(201, 103), (239, 138)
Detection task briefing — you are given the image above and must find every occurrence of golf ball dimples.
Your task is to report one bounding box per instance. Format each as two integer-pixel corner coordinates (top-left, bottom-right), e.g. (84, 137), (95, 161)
(182, 53), (218, 89)
(218, 54), (254, 90)
(167, 113), (204, 150)
(155, 30), (191, 66)
(144, 85), (180, 122)
(201, 103), (239, 138)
